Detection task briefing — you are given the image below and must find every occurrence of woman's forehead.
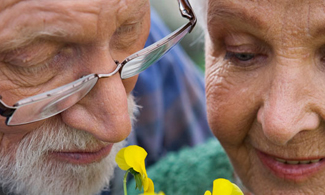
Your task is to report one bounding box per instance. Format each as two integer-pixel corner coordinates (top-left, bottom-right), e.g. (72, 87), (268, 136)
(207, 0), (325, 18)
(207, 0), (325, 42)
(208, 0), (323, 6)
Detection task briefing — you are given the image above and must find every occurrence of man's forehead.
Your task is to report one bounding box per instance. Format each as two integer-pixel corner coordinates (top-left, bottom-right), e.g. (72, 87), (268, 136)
(0, 0), (148, 11)
(115, 0), (150, 23)
(0, 0), (148, 24)
(0, 0), (149, 51)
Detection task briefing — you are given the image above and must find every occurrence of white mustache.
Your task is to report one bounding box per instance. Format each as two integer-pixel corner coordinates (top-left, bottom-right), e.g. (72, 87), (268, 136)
(0, 95), (136, 195)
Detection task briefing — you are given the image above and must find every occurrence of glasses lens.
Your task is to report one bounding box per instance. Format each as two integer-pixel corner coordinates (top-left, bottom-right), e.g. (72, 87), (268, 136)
(120, 23), (192, 79)
(7, 75), (98, 126)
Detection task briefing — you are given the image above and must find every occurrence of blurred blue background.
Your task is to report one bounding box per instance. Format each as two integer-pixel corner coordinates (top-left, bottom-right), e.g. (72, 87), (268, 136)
(151, 0), (205, 71)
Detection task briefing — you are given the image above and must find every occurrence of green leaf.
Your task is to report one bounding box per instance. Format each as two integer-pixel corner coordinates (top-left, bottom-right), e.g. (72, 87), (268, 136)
(133, 172), (143, 191)
(130, 168), (139, 175)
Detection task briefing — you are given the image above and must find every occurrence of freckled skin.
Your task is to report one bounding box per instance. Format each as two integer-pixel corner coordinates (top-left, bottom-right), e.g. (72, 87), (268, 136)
(0, 0), (150, 153)
(206, 0), (325, 194)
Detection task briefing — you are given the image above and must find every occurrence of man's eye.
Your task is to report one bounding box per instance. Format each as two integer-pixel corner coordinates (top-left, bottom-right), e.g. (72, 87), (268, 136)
(111, 23), (141, 50)
(115, 24), (136, 35)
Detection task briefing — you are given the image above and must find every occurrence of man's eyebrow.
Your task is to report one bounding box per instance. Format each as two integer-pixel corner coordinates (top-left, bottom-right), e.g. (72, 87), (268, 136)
(0, 31), (67, 53)
(208, 4), (265, 29)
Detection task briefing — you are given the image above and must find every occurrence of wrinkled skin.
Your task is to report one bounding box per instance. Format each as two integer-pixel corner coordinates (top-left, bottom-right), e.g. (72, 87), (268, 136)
(0, 0), (150, 150)
(205, 0), (325, 194)
(0, 1), (150, 193)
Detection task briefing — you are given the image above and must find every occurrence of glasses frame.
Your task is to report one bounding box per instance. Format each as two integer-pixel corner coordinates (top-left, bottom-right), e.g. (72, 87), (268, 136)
(0, 0), (197, 126)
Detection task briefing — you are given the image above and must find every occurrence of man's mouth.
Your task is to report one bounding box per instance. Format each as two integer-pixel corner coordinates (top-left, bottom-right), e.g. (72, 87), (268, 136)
(49, 143), (114, 165)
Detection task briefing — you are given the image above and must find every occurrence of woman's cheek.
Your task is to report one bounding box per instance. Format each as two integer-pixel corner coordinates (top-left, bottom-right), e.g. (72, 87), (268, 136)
(0, 132), (3, 147)
(205, 63), (258, 146)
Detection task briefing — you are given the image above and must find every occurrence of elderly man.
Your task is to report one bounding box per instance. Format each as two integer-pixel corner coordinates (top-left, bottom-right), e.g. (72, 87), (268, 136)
(0, 0), (196, 195)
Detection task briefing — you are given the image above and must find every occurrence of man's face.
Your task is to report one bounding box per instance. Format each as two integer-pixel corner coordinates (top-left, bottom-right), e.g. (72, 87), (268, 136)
(0, 0), (150, 194)
(206, 0), (325, 194)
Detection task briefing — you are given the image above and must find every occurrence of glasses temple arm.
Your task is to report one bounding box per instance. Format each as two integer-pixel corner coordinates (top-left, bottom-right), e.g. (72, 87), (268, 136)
(0, 96), (16, 117)
(177, 0), (197, 32)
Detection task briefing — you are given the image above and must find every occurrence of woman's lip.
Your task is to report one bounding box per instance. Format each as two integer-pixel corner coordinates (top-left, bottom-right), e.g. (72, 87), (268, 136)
(49, 144), (113, 165)
(257, 150), (325, 182)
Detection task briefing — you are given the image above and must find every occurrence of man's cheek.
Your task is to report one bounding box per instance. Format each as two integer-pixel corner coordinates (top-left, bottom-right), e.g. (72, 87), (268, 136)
(0, 132), (3, 147)
(122, 75), (139, 94)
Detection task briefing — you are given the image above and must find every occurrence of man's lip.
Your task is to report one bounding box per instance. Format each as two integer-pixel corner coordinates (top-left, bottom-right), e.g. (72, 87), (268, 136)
(256, 150), (325, 182)
(49, 144), (113, 165)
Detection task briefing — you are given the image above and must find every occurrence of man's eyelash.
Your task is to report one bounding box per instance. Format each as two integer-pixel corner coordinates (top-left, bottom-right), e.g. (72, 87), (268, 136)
(116, 24), (137, 34)
(9, 60), (51, 75)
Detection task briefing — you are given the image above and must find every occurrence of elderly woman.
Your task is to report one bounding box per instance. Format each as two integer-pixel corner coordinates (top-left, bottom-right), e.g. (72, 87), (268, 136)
(197, 0), (325, 194)
(128, 0), (325, 195)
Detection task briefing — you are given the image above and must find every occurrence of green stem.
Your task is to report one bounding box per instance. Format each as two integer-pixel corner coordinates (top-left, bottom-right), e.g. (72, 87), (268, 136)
(124, 169), (131, 195)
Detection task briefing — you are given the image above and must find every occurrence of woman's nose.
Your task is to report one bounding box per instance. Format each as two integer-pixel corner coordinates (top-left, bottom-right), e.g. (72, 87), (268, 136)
(257, 65), (320, 146)
(60, 52), (135, 143)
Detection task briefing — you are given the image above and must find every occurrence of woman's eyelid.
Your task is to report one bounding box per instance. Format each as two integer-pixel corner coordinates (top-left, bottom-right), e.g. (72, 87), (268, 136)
(225, 32), (259, 44)
(223, 40), (269, 66)
(226, 42), (269, 57)
(224, 33), (270, 52)
(226, 44), (258, 53)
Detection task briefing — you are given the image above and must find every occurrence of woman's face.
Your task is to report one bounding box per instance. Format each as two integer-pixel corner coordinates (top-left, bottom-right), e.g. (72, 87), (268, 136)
(205, 0), (325, 194)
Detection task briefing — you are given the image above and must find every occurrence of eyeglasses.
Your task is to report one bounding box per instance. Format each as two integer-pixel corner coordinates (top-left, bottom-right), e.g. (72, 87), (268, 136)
(0, 0), (197, 126)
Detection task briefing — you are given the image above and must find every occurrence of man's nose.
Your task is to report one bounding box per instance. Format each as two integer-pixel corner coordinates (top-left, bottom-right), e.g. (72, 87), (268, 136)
(257, 63), (320, 146)
(60, 51), (133, 143)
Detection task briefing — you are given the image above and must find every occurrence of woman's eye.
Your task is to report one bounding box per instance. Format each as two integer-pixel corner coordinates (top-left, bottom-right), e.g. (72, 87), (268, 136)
(224, 51), (267, 68)
(234, 53), (255, 61)
(225, 52), (255, 61)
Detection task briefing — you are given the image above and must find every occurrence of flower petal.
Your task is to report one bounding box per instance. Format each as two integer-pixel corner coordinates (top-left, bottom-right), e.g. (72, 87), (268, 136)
(231, 183), (244, 195)
(141, 192), (165, 195)
(204, 191), (212, 195)
(124, 145), (147, 174)
(115, 147), (130, 170)
(144, 178), (155, 193)
(212, 178), (243, 195)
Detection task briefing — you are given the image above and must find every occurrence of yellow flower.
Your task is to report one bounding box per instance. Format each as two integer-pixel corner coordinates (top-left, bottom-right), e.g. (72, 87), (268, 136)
(204, 178), (243, 195)
(116, 145), (154, 193)
(141, 191), (165, 195)
(204, 191), (212, 195)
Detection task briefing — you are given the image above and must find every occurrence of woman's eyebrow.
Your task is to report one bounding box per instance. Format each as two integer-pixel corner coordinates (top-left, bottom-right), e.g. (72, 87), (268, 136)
(208, 4), (265, 30)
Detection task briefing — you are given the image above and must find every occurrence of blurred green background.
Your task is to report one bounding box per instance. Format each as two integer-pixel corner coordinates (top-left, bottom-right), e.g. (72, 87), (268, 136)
(151, 0), (205, 71)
